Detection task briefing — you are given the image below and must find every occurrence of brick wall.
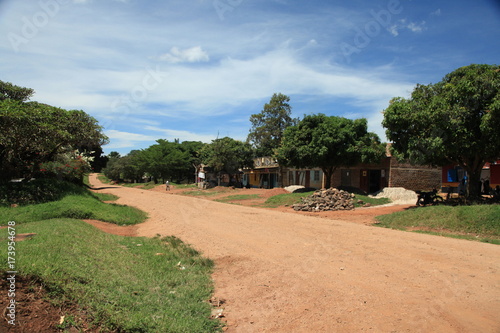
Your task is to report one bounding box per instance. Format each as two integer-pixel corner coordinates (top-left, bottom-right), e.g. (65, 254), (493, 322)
(388, 158), (441, 191)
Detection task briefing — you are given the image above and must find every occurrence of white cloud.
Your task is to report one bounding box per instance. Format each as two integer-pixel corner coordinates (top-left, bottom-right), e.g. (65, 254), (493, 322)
(388, 19), (426, 37)
(144, 126), (217, 143)
(104, 130), (157, 149)
(159, 46), (209, 64)
(431, 9), (441, 16)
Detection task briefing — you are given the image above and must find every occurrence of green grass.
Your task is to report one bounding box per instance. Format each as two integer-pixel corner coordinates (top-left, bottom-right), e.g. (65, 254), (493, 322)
(182, 190), (228, 197)
(171, 183), (198, 189)
(0, 220), (221, 332)
(97, 174), (111, 184)
(262, 191), (315, 208)
(92, 192), (120, 202)
(375, 204), (500, 244)
(215, 194), (261, 203)
(121, 181), (157, 189)
(0, 192), (146, 226)
(354, 194), (391, 207)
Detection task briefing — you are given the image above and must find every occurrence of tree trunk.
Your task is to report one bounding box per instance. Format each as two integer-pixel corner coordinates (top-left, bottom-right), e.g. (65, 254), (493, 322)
(322, 166), (335, 189)
(465, 168), (483, 198)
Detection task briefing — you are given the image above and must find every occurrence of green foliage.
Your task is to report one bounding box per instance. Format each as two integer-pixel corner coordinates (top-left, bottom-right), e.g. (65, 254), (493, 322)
(0, 85), (108, 182)
(200, 137), (254, 185)
(277, 114), (385, 188)
(102, 140), (204, 183)
(375, 204), (500, 243)
(38, 150), (93, 183)
(0, 80), (34, 101)
(0, 188), (147, 226)
(0, 178), (87, 206)
(248, 93), (298, 156)
(382, 64), (500, 197)
(0, 220), (221, 332)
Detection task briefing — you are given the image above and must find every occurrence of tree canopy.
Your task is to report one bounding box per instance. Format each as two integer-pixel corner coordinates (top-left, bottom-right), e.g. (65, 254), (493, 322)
(200, 137), (254, 185)
(0, 82), (108, 182)
(247, 93), (298, 157)
(0, 80), (34, 102)
(277, 114), (384, 188)
(103, 140), (204, 183)
(382, 64), (500, 197)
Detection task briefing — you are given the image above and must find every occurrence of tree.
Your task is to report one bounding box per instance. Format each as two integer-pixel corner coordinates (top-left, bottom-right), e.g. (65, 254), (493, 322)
(382, 64), (500, 197)
(0, 98), (108, 182)
(180, 141), (205, 182)
(200, 137), (254, 186)
(277, 114), (385, 189)
(0, 80), (34, 102)
(247, 93), (298, 157)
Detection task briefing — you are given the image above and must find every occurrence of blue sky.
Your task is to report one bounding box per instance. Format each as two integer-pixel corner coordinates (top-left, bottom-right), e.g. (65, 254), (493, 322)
(1, 0), (499, 155)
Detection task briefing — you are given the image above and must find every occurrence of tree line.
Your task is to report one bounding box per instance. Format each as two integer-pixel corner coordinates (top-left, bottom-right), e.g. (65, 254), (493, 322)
(2, 64), (498, 198)
(106, 65), (499, 198)
(104, 92), (386, 188)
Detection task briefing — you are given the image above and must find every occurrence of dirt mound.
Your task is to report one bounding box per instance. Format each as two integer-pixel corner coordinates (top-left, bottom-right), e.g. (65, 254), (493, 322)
(260, 187), (288, 198)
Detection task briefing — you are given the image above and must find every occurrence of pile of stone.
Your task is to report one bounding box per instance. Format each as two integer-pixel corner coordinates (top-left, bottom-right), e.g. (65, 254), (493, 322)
(292, 188), (355, 212)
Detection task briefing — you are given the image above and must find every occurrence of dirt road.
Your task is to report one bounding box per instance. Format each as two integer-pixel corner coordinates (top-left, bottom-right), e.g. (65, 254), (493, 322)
(88, 174), (500, 332)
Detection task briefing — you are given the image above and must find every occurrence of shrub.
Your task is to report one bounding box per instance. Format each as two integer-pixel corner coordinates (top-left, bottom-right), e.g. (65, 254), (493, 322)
(0, 178), (86, 206)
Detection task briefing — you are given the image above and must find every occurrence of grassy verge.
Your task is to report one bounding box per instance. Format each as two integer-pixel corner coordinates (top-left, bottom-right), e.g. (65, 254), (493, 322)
(354, 194), (391, 207)
(0, 191), (146, 226)
(0, 220), (221, 332)
(215, 194), (261, 203)
(262, 191), (315, 208)
(182, 189), (229, 197)
(375, 204), (500, 244)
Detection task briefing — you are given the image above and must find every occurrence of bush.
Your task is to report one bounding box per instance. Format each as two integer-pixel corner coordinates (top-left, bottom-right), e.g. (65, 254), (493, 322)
(0, 178), (86, 206)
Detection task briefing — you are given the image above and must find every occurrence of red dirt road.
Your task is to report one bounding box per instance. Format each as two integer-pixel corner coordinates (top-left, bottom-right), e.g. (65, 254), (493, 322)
(88, 175), (500, 332)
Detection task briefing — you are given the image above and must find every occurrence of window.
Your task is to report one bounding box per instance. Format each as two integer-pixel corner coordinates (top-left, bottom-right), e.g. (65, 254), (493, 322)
(313, 170), (320, 182)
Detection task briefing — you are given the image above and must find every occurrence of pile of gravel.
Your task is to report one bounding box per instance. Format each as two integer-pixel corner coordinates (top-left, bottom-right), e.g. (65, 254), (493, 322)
(369, 187), (417, 205)
(292, 188), (355, 212)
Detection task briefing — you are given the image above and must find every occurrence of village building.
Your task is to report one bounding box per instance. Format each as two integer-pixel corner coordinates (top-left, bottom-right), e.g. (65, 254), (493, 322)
(242, 149), (442, 194)
(442, 160), (500, 194)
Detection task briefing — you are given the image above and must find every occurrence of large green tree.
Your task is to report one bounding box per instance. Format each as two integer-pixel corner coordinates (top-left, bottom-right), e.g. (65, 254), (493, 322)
(277, 114), (385, 189)
(200, 137), (254, 186)
(247, 93), (298, 157)
(382, 64), (500, 197)
(0, 83), (108, 182)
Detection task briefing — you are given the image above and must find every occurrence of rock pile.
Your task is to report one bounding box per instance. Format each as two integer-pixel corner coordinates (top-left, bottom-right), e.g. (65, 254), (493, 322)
(292, 188), (355, 212)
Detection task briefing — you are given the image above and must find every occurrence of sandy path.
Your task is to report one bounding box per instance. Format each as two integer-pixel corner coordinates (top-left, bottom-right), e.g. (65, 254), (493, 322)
(88, 174), (499, 332)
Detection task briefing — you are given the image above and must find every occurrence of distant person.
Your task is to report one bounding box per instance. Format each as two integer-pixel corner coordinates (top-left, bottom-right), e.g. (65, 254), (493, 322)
(166, 180), (170, 191)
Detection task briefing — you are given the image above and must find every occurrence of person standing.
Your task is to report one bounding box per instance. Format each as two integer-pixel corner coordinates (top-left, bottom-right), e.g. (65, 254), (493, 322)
(166, 180), (170, 191)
